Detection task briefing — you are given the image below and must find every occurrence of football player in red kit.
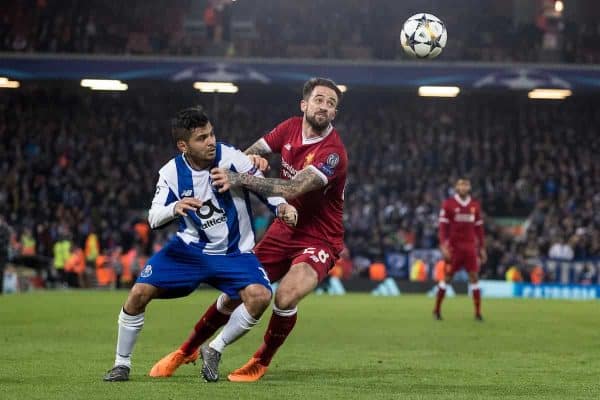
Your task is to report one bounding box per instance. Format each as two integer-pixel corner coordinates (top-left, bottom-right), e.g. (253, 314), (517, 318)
(434, 178), (487, 321)
(149, 77), (347, 381)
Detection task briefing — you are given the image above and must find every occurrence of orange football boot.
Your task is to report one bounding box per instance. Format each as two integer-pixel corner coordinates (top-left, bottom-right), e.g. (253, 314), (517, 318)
(148, 349), (199, 377)
(227, 358), (268, 382)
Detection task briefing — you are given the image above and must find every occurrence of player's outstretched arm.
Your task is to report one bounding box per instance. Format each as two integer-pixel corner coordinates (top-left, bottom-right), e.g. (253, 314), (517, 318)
(244, 139), (271, 156)
(210, 167), (325, 199)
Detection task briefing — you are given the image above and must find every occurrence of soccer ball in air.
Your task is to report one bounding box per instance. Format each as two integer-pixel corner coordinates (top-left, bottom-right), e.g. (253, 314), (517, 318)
(400, 13), (447, 59)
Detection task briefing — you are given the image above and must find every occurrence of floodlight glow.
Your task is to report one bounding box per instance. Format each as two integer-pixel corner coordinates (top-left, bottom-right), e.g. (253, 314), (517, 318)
(528, 89), (572, 99)
(81, 79), (128, 91)
(555, 1), (564, 13)
(193, 82), (239, 93)
(0, 78), (20, 89)
(418, 86), (460, 97)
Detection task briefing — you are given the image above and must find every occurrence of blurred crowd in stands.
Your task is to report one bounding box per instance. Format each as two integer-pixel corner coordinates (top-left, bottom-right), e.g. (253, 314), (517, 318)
(0, 85), (598, 292)
(2, 0), (600, 63)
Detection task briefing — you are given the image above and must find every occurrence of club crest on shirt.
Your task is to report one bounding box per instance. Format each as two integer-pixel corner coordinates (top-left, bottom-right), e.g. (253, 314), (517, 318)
(140, 264), (153, 278)
(302, 152), (316, 168)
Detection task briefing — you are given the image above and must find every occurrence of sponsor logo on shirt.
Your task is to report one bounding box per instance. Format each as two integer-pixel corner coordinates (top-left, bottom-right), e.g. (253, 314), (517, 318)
(284, 143), (292, 150)
(454, 213), (476, 222)
(197, 199), (227, 229)
(281, 159), (298, 179)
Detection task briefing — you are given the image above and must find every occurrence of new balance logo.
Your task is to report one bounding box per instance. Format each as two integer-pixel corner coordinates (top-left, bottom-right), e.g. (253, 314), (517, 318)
(284, 143), (292, 150)
(180, 190), (193, 197)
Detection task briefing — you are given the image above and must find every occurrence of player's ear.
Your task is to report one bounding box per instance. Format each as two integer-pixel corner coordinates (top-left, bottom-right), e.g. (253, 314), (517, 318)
(176, 140), (188, 154)
(300, 99), (307, 113)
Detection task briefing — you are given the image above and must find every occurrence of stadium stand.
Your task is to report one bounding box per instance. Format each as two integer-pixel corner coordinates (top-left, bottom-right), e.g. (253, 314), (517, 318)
(1, 86), (598, 286)
(2, 0), (600, 62)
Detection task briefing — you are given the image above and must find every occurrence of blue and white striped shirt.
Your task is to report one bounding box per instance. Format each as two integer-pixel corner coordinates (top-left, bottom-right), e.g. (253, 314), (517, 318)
(148, 142), (285, 255)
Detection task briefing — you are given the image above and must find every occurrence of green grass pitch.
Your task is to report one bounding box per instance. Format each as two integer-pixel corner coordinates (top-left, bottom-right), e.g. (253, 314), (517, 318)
(1, 290), (599, 399)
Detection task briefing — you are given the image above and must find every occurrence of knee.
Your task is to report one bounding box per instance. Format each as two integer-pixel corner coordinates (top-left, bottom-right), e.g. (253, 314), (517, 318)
(218, 293), (242, 314)
(243, 285), (272, 311)
(125, 284), (155, 314)
(274, 288), (299, 311)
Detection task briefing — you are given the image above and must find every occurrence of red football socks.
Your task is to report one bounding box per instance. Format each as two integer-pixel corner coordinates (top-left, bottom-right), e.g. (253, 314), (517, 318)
(254, 311), (297, 366)
(179, 302), (230, 355)
(473, 288), (482, 317)
(434, 286), (446, 313)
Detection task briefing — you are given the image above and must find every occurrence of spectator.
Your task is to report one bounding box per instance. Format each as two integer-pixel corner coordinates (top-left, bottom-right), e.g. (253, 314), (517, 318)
(0, 0), (599, 63)
(548, 236), (575, 260)
(0, 86), (598, 287)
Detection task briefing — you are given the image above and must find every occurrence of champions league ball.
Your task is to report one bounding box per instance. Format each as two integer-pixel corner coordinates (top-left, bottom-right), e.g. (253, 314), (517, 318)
(400, 13), (447, 59)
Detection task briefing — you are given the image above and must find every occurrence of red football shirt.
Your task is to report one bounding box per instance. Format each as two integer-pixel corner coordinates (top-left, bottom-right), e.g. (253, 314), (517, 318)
(260, 117), (347, 253)
(438, 194), (484, 249)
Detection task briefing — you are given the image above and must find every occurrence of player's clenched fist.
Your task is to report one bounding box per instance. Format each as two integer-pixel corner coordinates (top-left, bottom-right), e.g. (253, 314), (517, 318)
(210, 167), (235, 193)
(277, 204), (298, 227)
(174, 197), (203, 217)
(248, 154), (270, 172)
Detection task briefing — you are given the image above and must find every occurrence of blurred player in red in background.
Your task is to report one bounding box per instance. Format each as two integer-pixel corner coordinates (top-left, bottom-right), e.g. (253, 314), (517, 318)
(434, 178), (486, 321)
(150, 77), (348, 382)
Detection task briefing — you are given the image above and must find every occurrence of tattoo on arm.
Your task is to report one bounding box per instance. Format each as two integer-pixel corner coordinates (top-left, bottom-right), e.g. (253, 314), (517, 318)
(244, 139), (271, 156)
(229, 168), (325, 199)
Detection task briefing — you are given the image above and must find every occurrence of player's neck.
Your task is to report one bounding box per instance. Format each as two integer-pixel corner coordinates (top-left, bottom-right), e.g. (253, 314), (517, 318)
(455, 193), (471, 202)
(184, 154), (211, 171)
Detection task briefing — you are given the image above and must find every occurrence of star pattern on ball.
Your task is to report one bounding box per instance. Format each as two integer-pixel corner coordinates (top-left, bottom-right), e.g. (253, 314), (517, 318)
(401, 13), (446, 58)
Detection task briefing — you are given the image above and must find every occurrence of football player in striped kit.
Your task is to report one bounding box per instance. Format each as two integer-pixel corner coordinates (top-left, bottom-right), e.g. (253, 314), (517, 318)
(103, 106), (298, 382)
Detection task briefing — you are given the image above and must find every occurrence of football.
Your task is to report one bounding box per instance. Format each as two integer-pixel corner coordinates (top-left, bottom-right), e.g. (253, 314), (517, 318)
(400, 13), (447, 59)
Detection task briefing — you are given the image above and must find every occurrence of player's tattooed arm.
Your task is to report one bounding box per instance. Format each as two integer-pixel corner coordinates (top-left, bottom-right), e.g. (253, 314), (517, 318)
(210, 167), (325, 199)
(244, 139), (271, 156)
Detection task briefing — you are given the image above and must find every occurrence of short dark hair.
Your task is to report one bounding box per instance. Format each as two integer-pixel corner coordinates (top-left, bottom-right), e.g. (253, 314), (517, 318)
(302, 77), (343, 104)
(171, 106), (210, 142)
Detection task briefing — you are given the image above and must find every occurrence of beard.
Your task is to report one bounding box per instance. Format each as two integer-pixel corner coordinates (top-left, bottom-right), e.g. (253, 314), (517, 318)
(305, 112), (330, 131)
(185, 148), (215, 169)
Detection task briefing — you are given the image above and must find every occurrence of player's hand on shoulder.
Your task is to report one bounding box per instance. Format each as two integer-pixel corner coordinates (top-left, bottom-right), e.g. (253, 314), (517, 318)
(210, 168), (239, 193)
(277, 203), (298, 227)
(174, 197), (203, 217)
(248, 155), (270, 172)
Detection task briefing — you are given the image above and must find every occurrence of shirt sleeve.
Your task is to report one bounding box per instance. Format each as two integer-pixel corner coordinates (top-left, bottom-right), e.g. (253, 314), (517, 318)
(262, 119), (291, 154)
(475, 203), (485, 248)
(148, 176), (179, 229)
(306, 144), (347, 185)
(228, 146), (258, 174)
(438, 201), (451, 245)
